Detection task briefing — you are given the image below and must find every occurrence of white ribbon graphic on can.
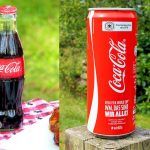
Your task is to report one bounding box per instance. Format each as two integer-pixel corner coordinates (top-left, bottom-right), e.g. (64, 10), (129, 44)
(87, 10), (98, 133)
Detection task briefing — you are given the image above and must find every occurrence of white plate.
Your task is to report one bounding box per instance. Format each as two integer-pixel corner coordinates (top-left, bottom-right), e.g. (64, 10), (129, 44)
(0, 116), (59, 150)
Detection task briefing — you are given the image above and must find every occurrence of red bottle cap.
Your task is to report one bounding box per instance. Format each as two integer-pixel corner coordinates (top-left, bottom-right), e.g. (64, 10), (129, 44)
(0, 5), (17, 15)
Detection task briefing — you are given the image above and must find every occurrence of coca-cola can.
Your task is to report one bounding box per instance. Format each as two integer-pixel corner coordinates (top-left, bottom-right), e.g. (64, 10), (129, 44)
(87, 8), (137, 138)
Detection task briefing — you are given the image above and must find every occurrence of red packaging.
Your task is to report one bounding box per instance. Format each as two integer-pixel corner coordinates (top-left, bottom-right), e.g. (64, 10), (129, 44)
(0, 57), (24, 79)
(87, 8), (137, 138)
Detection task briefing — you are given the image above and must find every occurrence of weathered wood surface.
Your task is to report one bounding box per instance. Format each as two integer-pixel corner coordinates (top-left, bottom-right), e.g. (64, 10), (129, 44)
(65, 125), (150, 150)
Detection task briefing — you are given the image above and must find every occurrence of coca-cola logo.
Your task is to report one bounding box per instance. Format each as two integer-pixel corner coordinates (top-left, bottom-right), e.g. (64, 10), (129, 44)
(0, 62), (21, 74)
(108, 38), (126, 93)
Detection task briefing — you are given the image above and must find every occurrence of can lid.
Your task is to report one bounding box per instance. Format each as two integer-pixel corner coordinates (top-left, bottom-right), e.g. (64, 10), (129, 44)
(88, 8), (135, 11)
(0, 5), (17, 15)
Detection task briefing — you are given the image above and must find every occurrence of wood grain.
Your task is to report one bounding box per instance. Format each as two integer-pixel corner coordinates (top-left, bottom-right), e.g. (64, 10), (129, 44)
(65, 125), (150, 150)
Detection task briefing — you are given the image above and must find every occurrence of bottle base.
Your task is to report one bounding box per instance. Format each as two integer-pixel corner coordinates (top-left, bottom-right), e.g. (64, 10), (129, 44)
(0, 123), (22, 132)
(0, 128), (16, 132)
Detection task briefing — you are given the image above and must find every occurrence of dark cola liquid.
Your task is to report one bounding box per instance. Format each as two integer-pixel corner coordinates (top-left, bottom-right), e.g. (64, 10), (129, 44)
(0, 31), (24, 130)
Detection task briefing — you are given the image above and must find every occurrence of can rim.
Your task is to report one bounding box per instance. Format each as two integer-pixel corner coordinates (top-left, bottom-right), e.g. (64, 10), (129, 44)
(88, 8), (136, 11)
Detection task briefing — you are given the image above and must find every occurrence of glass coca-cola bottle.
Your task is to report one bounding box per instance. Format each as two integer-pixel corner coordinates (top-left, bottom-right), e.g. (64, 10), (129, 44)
(0, 6), (24, 130)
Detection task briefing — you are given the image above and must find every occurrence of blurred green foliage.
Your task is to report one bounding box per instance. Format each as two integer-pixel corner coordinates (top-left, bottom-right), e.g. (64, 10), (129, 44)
(0, 0), (59, 101)
(60, 1), (87, 97)
(60, 0), (150, 112)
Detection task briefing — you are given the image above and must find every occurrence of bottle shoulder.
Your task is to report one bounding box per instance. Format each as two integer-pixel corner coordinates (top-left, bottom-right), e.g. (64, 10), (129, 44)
(0, 31), (23, 58)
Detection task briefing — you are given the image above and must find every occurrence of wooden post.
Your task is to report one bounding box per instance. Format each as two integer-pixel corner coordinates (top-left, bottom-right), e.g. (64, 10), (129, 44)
(65, 125), (150, 150)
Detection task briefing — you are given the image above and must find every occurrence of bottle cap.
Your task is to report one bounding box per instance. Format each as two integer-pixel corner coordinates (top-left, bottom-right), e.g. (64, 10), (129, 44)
(0, 5), (17, 15)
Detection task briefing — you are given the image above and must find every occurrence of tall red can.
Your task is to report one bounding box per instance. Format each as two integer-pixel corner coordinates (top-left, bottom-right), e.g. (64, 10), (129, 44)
(87, 8), (137, 138)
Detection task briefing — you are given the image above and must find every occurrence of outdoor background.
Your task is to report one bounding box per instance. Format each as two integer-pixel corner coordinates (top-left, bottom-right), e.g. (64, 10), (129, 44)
(60, 0), (150, 149)
(0, 0), (59, 101)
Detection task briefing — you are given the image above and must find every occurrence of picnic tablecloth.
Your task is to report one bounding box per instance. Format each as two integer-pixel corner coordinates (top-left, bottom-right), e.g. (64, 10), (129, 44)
(0, 99), (59, 150)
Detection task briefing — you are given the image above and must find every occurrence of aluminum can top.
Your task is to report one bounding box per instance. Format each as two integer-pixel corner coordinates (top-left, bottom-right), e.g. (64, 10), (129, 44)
(88, 8), (136, 11)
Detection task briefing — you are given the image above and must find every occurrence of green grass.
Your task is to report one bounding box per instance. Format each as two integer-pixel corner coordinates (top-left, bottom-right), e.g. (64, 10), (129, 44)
(60, 90), (86, 150)
(60, 91), (86, 132)
(136, 113), (150, 129)
(0, 0), (59, 101)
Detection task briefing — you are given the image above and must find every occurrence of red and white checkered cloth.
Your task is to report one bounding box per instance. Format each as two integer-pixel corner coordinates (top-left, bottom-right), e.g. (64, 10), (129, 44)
(0, 99), (59, 141)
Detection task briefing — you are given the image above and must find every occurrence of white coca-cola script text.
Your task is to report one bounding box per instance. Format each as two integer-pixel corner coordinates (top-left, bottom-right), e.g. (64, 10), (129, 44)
(108, 38), (126, 93)
(0, 62), (21, 73)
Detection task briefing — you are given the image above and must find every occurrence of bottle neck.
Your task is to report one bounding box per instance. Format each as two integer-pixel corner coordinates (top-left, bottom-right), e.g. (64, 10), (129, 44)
(0, 14), (16, 32)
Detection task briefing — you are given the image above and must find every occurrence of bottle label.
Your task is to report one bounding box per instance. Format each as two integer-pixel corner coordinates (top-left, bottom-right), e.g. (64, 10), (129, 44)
(0, 57), (24, 79)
